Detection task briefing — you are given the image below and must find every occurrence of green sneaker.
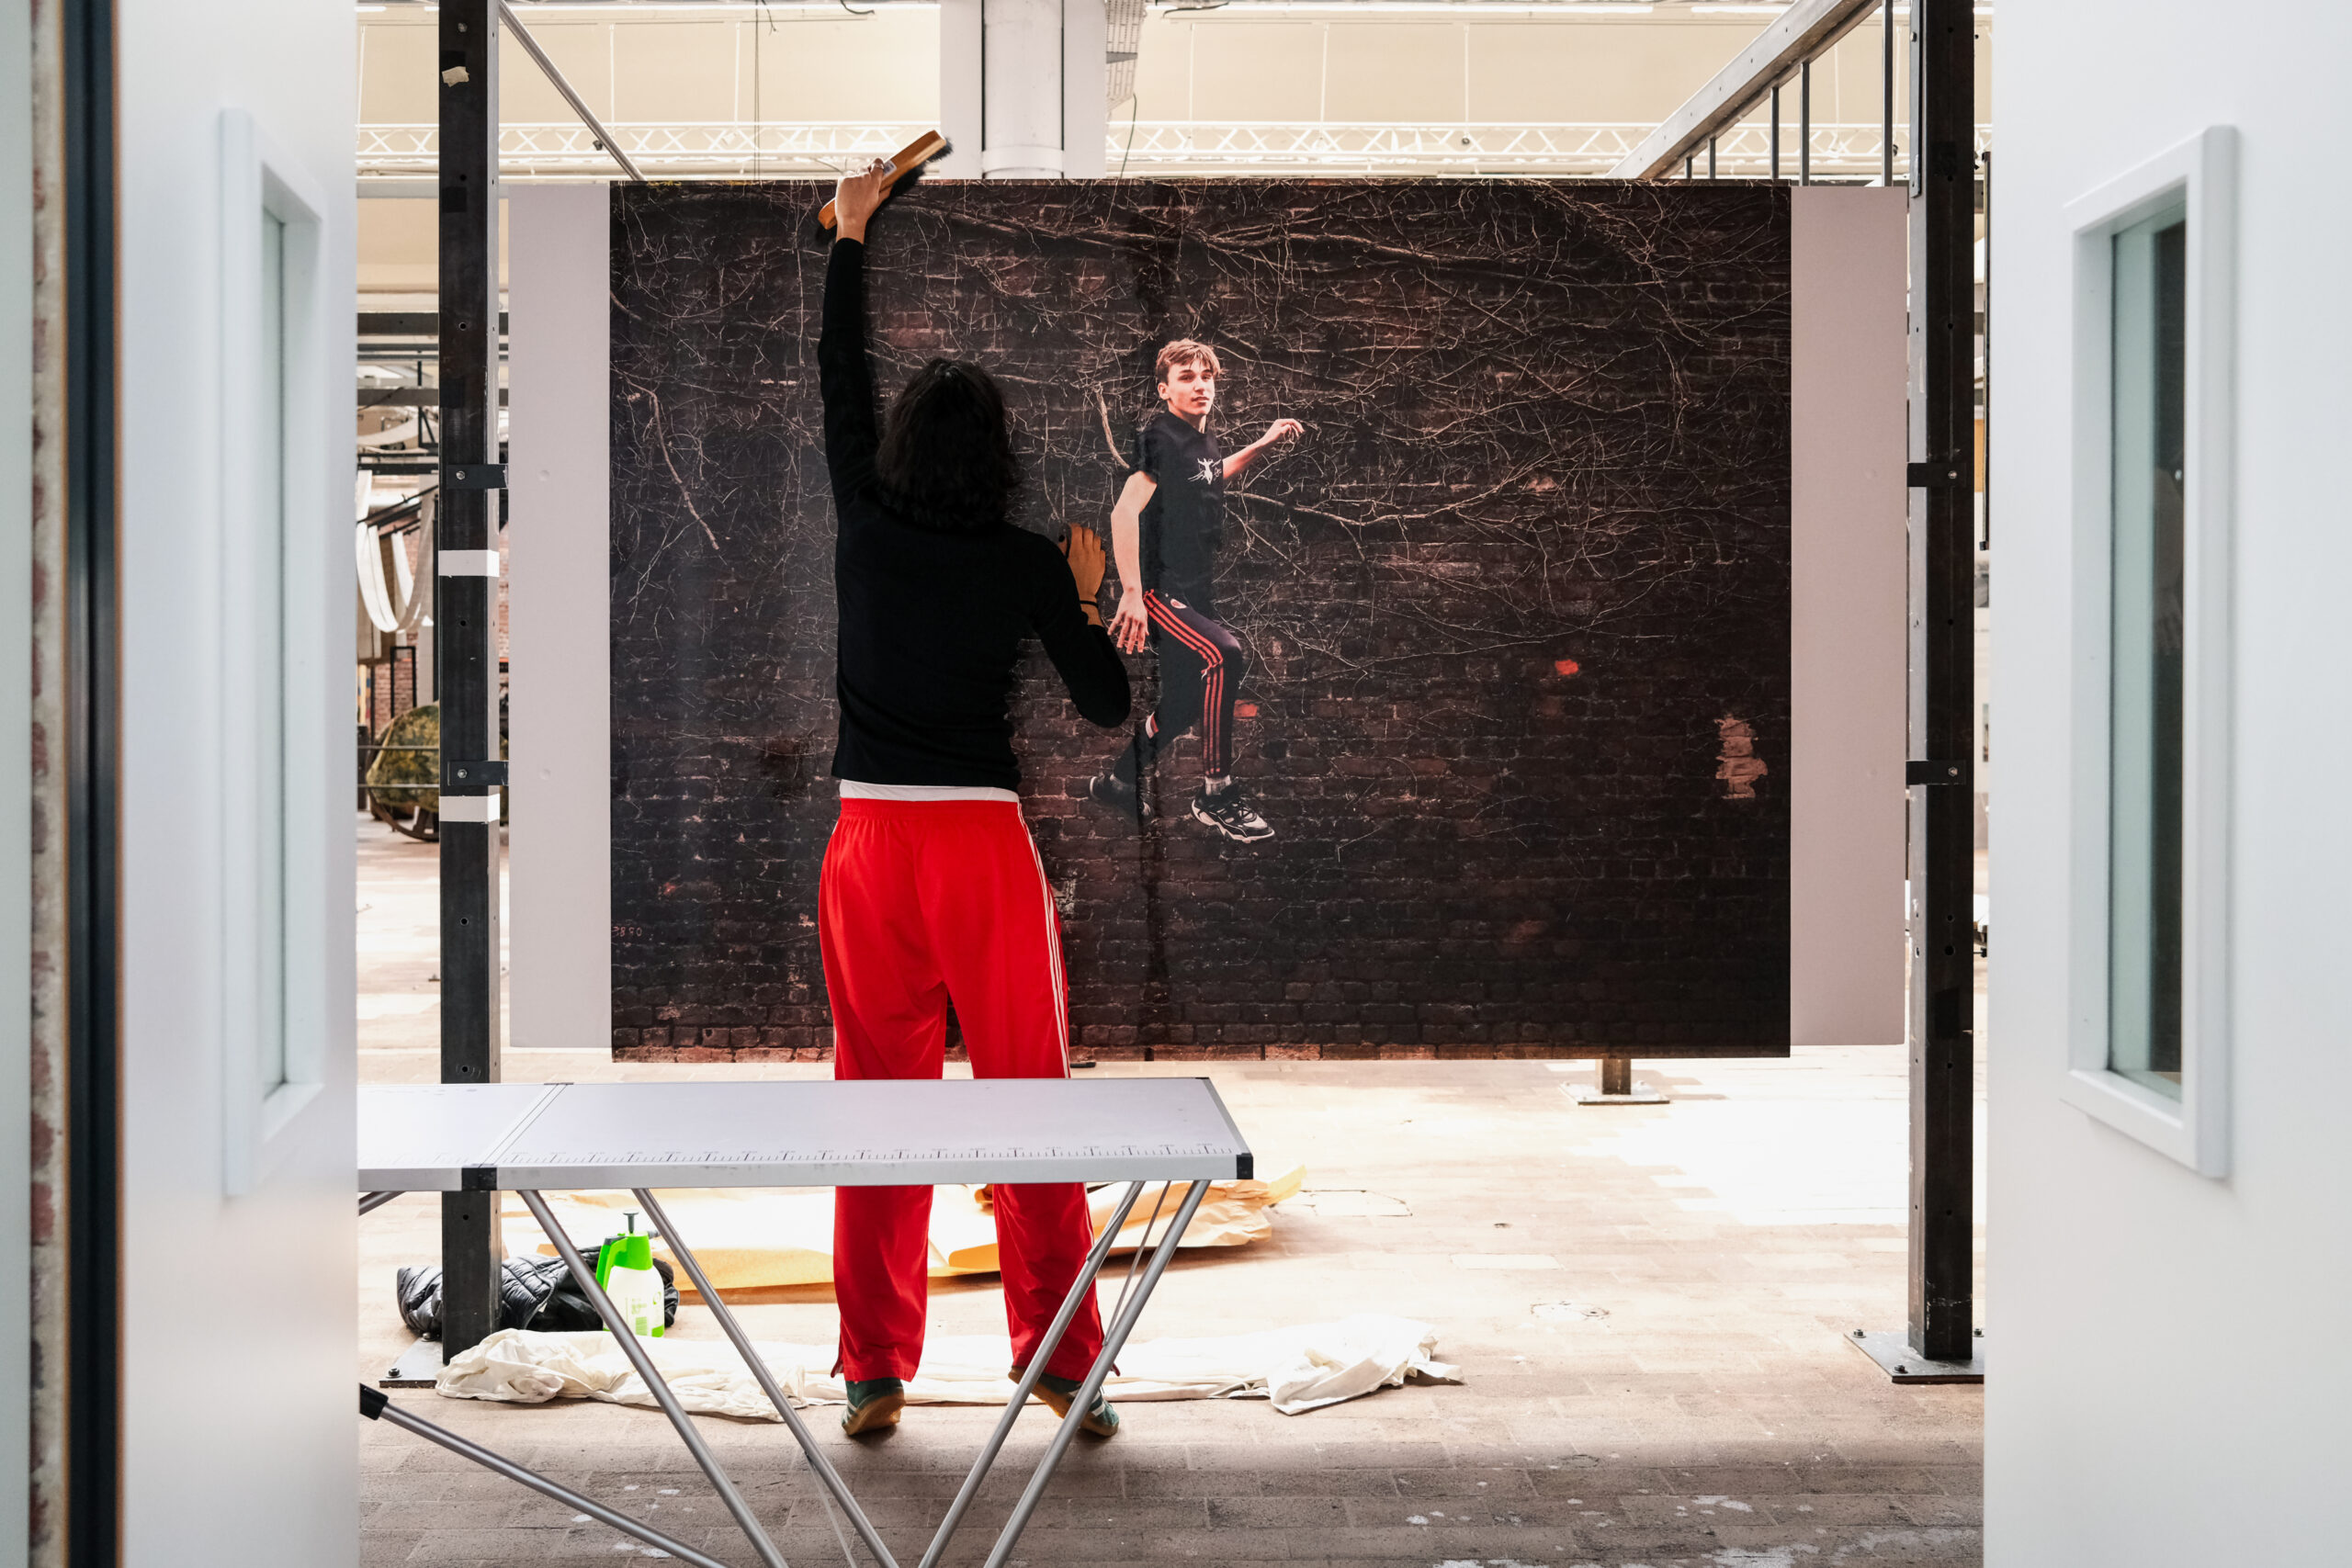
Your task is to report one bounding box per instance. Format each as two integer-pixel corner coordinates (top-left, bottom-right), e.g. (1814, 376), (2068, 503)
(841, 1376), (905, 1436)
(1025, 1371), (1119, 1438)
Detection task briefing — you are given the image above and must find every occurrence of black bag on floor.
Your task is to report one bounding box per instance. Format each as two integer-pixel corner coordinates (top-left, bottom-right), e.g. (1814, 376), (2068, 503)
(529, 1255), (680, 1332)
(396, 1254), (679, 1340)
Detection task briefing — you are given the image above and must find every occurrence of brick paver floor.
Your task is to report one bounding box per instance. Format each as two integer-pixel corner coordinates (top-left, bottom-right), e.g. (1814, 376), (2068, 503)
(357, 818), (1984, 1566)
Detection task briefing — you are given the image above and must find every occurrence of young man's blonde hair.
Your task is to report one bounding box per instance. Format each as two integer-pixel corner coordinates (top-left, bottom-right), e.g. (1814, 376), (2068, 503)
(1155, 339), (1222, 383)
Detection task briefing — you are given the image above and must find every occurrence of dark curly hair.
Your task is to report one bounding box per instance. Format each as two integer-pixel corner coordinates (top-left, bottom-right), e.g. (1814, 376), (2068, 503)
(874, 357), (1021, 533)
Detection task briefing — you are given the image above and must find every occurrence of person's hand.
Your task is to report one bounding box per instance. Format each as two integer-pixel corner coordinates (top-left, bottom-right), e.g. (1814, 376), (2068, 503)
(1109, 586), (1150, 654)
(831, 158), (890, 243)
(1058, 526), (1107, 626)
(1257, 417), (1304, 448)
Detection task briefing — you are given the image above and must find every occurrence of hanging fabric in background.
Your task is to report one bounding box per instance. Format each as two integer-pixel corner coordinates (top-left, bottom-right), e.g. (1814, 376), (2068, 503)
(395, 490), (434, 636)
(608, 181), (1793, 1063)
(356, 487), (434, 637)
(356, 518), (398, 634)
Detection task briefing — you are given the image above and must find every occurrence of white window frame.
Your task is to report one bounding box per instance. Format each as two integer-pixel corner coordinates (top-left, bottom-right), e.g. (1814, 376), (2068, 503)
(220, 109), (331, 1194)
(2062, 126), (2235, 1176)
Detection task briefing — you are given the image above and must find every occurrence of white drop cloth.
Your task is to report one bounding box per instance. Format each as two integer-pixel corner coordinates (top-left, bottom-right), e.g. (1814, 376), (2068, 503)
(435, 1314), (1456, 1419)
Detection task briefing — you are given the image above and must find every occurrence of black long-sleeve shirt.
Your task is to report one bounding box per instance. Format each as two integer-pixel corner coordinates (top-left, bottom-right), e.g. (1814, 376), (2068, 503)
(820, 238), (1130, 789)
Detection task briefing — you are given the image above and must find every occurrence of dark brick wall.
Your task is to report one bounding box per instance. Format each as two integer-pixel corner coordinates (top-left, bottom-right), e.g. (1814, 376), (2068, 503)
(609, 180), (1790, 1061)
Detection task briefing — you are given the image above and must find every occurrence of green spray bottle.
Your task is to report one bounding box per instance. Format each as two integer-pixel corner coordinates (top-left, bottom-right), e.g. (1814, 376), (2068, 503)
(594, 1212), (664, 1339)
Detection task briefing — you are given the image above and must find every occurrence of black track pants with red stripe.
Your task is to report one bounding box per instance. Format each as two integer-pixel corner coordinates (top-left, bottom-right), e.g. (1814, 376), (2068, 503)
(1114, 591), (1244, 782)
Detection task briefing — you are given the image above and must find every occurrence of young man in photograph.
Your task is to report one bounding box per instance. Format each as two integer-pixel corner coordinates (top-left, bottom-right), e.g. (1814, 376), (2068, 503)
(1087, 341), (1302, 842)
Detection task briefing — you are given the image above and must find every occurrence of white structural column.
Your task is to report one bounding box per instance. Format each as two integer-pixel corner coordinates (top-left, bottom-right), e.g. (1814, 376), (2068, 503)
(1788, 185), (1909, 1045)
(981, 0), (1064, 177)
(938, 0), (1108, 180)
(506, 184), (613, 1054)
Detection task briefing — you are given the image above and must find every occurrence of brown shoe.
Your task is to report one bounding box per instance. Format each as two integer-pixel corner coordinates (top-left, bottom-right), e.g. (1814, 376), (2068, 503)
(1013, 1368), (1120, 1438)
(841, 1377), (905, 1436)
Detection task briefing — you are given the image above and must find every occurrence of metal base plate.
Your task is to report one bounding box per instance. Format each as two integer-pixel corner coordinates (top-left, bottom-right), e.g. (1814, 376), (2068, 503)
(1566, 1084), (1669, 1106)
(1846, 1329), (1984, 1383)
(380, 1337), (445, 1389)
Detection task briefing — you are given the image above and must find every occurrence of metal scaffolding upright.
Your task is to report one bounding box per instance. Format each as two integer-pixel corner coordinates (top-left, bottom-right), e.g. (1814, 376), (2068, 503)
(436, 0), (505, 1357)
(1894, 0), (1982, 1378)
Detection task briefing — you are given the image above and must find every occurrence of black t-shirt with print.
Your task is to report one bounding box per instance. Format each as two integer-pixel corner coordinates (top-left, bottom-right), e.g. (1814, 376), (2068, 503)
(1128, 411), (1225, 614)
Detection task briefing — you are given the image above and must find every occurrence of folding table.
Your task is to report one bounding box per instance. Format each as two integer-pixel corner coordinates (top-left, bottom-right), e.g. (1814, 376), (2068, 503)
(356, 1078), (1253, 1568)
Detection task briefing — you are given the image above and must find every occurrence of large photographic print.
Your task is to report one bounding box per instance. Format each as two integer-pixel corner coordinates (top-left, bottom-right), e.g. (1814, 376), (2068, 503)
(610, 180), (1791, 1060)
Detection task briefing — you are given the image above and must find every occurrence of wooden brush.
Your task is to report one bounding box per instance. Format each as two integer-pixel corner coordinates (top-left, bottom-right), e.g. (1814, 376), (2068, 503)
(818, 130), (952, 230)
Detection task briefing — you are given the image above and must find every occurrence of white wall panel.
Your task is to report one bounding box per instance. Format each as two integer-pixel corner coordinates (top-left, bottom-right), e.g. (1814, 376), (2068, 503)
(938, 0), (984, 176)
(1988, 4), (2352, 1562)
(508, 185), (614, 1055)
(1187, 22), (1323, 124)
(614, 21), (742, 124)
(747, 13), (940, 122)
(1322, 24), (1464, 123)
(500, 21), (613, 125)
(118, 0), (357, 1559)
(1791, 185), (1908, 1046)
(356, 20), (438, 125)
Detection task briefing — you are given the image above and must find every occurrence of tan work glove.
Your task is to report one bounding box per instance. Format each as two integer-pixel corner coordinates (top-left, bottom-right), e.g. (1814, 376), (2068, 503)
(1058, 525), (1108, 627)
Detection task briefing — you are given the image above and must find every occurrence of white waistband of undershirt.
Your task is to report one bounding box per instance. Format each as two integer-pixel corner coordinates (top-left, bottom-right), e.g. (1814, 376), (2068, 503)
(839, 781), (1021, 804)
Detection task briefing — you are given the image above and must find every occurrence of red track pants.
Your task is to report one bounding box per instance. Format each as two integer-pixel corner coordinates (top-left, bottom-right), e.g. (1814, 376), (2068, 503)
(819, 797), (1103, 1382)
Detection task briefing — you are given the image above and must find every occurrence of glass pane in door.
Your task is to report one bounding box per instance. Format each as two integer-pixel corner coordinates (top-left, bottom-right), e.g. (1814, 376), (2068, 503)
(259, 208), (289, 1095)
(2107, 200), (2188, 1099)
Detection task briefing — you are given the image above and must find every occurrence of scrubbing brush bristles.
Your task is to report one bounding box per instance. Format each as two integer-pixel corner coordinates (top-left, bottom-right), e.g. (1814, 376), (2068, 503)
(819, 130), (953, 230)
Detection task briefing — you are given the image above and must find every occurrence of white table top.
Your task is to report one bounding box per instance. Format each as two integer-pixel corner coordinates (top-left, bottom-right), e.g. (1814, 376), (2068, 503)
(357, 1078), (1253, 1190)
(357, 1082), (566, 1192)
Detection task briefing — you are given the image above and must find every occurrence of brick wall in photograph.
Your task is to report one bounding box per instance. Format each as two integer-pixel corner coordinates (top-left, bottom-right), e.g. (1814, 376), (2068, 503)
(608, 180), (1791, 1060)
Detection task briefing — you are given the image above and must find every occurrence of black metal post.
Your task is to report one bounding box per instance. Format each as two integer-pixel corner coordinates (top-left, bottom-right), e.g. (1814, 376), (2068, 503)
(437, 0), (504, 1357)
(1799, 59), (1812, 186)
(1707, 137), (1716, 179)
(62, 0), (124, 1554)
(1903, 0), (1978, 1370)
(1770, 84), (1781, 182)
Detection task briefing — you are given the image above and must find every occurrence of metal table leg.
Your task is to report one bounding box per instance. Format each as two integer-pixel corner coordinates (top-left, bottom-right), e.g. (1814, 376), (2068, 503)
(915, 1179), (1149, 1568)
(633, 1184), (929, 1568)
(979, 1179), (1211, 1568)
(365, 1176), (1212, 1568)
(519, 1189), (790, 1568)
(360, 1384), (734, 1568)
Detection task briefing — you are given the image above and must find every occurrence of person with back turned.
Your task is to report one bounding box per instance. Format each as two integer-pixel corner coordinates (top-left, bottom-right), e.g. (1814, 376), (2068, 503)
(819, 164), (1131, 1438)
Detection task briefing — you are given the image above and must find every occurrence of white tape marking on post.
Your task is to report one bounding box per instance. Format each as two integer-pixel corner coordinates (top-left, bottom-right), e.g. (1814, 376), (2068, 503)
(439, 791), (503, 823)
(439, 549), (502, 578)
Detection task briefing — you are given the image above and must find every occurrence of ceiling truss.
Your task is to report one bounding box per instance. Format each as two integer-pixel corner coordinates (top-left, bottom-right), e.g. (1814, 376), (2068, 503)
(358, 118), (1988, 182)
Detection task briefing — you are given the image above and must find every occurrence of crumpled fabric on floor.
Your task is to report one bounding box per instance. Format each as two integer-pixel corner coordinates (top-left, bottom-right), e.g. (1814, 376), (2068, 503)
(434, 1313), (1456, 1419)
